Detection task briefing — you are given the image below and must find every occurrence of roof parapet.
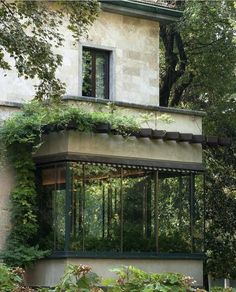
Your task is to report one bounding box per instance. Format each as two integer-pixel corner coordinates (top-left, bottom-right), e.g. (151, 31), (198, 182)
(100, 0), (183, 22)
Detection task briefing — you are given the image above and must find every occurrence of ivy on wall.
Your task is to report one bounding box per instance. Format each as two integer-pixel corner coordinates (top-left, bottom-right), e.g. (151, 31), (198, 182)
(0, 101), (139, 267)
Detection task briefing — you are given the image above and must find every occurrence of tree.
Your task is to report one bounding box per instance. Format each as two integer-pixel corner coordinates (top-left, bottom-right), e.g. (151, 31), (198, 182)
(160, 0), (236, 279)
(0, 0), (99, 101)
(203, 94), (236, 279)
(159, 0), (236, 107)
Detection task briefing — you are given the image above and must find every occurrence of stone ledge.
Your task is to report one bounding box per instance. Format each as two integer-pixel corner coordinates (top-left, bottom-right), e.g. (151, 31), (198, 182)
(63, 95), (206, 117)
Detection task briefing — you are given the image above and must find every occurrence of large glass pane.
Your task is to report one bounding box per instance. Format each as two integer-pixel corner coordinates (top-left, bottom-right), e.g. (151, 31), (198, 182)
(193, 174), (204, 252)
(123, 169), (155, 252)
(39, 164), (66, 251)
(70, 163), (121, 252)
(158, 174), (191, 252)
(82, 49), (93, 97)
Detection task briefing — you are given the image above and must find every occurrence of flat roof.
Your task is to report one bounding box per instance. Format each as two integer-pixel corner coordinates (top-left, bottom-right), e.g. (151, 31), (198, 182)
(100, 0), (183, 22)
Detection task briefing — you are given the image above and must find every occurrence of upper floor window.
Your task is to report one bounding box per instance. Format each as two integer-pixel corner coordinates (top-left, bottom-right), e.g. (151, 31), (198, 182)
(82, 47), (109, 99)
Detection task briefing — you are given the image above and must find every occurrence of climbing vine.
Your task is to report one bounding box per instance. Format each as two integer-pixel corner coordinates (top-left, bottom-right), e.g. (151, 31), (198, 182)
(0, 101), (139, 267)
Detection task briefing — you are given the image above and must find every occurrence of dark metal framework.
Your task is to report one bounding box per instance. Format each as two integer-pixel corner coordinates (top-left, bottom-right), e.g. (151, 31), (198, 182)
(37, 159), (205, 258)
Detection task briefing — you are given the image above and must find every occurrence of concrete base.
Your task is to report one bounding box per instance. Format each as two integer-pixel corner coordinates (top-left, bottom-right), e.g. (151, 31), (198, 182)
(26, 258), (203, 287)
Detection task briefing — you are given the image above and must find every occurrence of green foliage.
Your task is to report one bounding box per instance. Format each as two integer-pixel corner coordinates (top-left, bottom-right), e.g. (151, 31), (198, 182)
(54, 264), (101, 292)
(0, 264), (34, 292)
(160, 0), (236, 107)
(104, 266), (197, 292)
(211, 288), (236, 292)
(179, 0), (236, 104)
(200, 93), (236, 278)
(0, 0), (99, 101)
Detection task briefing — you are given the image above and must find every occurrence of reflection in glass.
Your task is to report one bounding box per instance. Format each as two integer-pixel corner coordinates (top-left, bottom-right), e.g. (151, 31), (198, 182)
(38, 162), (204, 254)
(39, 165), (66, 251)
(82, 50), (92, 97)
(82, 48), (109, 99)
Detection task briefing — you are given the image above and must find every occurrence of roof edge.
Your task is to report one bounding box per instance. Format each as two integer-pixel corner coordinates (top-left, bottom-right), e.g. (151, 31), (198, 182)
(100, 0), (183, 23)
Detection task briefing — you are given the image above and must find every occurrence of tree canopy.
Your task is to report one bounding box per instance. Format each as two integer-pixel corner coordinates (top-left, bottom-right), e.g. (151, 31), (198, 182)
(160, 0), (236, 108)
(0, 0), (99, 100)
(159, 0), (236, 279)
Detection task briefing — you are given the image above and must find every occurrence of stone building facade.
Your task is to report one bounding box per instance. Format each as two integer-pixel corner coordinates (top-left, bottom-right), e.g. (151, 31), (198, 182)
(0, 0), (207, 287)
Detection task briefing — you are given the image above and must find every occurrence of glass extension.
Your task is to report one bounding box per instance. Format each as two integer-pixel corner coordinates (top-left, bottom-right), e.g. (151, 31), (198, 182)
(37, 162), (204, 255)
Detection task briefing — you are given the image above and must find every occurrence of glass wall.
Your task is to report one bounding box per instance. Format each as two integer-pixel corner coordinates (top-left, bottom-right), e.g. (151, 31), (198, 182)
(37, 162), (204, 254)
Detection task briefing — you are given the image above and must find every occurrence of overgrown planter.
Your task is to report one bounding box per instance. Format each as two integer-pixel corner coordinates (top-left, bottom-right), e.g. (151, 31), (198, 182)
(93, 122), (111, 133)
(66, 120), (77, 130)
(152, 129), (166, 139)
(139, 128), (153, 138)
(206, 136), (218, 146)
(191, 135), (206, 144)
(164, 131), (180, 141)
(218, 137), (231, 146)
(42, 123), (57, 134)
(179, 133), (193, 142)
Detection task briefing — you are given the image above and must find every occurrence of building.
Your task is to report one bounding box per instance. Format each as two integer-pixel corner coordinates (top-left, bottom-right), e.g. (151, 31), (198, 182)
(0, 0), (212, 288)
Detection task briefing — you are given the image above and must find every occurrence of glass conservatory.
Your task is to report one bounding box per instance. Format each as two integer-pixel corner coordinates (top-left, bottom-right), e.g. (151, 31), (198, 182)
(37, 161), (205, 256)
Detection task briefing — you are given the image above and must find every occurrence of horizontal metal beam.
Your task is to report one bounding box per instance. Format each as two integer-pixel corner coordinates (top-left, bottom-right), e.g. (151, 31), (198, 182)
(34, 152), (205, 172)
(48, 251), (205, 260)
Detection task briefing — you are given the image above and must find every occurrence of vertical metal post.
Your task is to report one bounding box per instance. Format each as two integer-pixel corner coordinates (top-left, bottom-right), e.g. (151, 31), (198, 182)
(107, 187), (111, 238)
(53, 165), (57, 250)
(82, 164), (85, 252)
(203, 172), (206, 253)
(178, 176), (183, 227)
(102, 185), (105, 238)
(142, 183), (147, 238)
(154, 171), (159, 253)
(120, 168), (124, 253)
(65, 162), (72, 251)
(190, 173), (195, 253)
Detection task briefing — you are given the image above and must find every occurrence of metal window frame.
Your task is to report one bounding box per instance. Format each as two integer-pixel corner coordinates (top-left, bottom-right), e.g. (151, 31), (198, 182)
(82, 47), (110, 100)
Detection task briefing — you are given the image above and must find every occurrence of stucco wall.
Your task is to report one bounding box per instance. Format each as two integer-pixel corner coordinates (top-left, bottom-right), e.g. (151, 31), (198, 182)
(80, 11), (160, 106)
(0, 11), (159, 106)
(34, 131), (202, 165)
(26, 258), (203, 287)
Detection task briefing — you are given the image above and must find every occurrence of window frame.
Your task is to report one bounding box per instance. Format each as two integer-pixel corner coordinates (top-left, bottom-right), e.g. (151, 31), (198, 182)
(80, 44), (115, 100)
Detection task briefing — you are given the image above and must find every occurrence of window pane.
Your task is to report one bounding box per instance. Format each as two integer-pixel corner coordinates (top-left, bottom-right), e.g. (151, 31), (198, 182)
(70, 163), (121, 252)
(39, 164), (66, 251)
(82, 48), (109, 99)
(193, 174), (204, 252)
(82, 50), (93, 97)
(96, 53), (108, 99)
(158, 174), (191, 252)
(123, 169), (155, 252)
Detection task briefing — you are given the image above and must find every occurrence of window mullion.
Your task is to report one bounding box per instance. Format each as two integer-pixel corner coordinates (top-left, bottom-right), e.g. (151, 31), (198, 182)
(154, 170), (159, 253)
(120, 167), (124, 253)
